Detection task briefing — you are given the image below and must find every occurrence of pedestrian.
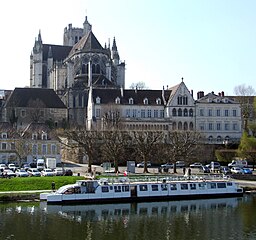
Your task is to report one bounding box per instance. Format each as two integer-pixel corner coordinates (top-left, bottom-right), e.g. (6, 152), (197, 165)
(51, 181), (56, 192)
(188, 168), (191, 179)
(183, 167), (186, 175)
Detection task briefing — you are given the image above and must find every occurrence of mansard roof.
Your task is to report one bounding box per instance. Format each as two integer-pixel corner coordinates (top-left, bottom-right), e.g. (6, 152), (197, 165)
(68, 31), (106, 57)
(5, 88), (67, 109)
(43, 44), (72, 62)
(92, 88), (171, 105)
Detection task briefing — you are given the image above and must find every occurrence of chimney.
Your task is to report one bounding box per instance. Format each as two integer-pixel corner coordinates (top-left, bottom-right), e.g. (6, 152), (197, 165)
(221, 91), (224, 97)
(191, 89), (194, 98)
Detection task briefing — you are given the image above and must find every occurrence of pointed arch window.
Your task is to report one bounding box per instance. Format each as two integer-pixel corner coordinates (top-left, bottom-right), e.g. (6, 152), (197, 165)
(115, 97), (120, 104)
(184, 108), (188, 117)
(178, 108), (182, 116)
(189, 109), (193, 117)
(189, 122), (194, 130)
(178, 122), (182, 130)
(172, 108), (177, 117)
(184, 122), (188, 130)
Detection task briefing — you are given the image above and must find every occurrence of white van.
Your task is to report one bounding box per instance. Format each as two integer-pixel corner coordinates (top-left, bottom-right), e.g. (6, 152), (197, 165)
(228, 159), (248, 168)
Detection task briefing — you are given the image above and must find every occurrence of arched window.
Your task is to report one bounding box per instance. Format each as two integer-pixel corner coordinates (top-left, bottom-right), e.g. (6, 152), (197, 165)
(184, 122), (188, 130)
(183, 96), (188, 105)
(143, 98), (148, 105)
(172, 122), (177, 130)
(189, 109), (193, 117)
(96, 64), (100, 74)
(184, 108), (188, 116)
(115, 97), (120, 104)
(178, 122), (182, 130)
(129, 98), (134, 105)
(217, 136), (222, 142)
(156, 98), (161, 104)
(178, 108), (182, 116)
(177, 96), (182, 105)
(208, 136), (213, 142)
(189, 122), (194, 130)
(172, 108), (177, 117)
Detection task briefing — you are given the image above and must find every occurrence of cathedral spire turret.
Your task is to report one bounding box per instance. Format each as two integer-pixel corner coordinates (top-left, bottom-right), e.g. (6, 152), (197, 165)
(111, 37), (119, 65)
(83, 16), (92, 35)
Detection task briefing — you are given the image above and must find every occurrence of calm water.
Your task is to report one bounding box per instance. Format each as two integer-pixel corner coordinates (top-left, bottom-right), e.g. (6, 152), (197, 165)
(0, 195), (256, 240)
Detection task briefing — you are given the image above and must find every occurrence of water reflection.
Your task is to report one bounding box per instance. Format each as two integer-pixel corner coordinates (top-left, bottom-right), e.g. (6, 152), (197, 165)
(0, 196), (256, 240)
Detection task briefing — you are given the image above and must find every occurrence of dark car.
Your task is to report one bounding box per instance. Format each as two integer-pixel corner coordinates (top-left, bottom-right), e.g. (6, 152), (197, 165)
(220, 166), (231, 175)
(64, 169), (73, 176)
(199, 165), (210, 173)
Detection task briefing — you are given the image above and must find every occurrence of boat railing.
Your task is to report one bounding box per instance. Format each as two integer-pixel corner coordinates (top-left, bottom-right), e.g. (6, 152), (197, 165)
(99, 174), (232, 185)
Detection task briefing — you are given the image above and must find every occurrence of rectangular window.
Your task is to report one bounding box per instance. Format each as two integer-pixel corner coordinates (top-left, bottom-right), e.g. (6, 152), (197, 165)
(181, 184), (188, 190)
(224, 110), (229, 117)
(160, 110), (164, 118)
(132, 109), (137, 118)
(114, 186), (122, 192)
(233, 109), (237, 117)
(217, 183), (226, 188)
(225, 123), (229, 131)
(190, 183), (197, 190)
(216, 123), (221, 131)
(11, 142), (15, 150)
(2, 133), (7, 139)
(208, 109), (212, 116)
(151, 185), (159, 191)
(233, 123), (238, 131)
(199, 123), (204, 131)
(32, 144), (37, 155)
(126, 109), (130, 117)
(154, 110), (158, 118)
(170, 184), (177, 190)
(161, 184), (168, 191)
(1, 143), (7, 150)
(216, 109), (221, 116)
(101, 186), (109, 193)
(141, 109), (145, 118)
(147, 110), (152, 118)
(199, 109), (204, 116)
(42, 144), (47, 155)
(209, 123), (213, 131)
(122, 186), (129, 192)
(139, 185), (148, 191)
(96, 109), (100, 118)
(51, 145), (56, 154)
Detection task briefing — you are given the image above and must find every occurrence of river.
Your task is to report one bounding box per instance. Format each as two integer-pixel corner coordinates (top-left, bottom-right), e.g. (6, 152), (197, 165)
(0, 195), (256, 240)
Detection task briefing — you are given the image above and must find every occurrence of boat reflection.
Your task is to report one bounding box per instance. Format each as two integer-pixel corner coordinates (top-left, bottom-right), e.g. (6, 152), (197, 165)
(40, 197), (243, 222)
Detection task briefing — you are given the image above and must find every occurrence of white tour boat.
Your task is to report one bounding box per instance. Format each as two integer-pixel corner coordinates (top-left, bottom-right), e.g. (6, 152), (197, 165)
(40, 176), (243, 204)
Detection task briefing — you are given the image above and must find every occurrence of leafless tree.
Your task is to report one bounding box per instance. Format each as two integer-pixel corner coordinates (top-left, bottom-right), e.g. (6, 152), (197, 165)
(165, 130), (201, 173)
(130, 81), (148, 90)
(234, 84), (256, 133)
(101, 130), (130, 173)
(131, 130), (164, 173)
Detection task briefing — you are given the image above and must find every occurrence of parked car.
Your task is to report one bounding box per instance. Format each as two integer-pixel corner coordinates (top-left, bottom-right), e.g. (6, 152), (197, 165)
(63, 169), (73, 176)
(27, 168), (41, 177)
(16, 169), (29, 177)
(137, 162), (151, 168)
(2, 169), (16, 178)
(231, 167), (244, 174)
(0, 164), (7, 172)
(21, 163), (30, 171)
(199, 165), (210, 173)
(242, 168), (253, 174)
(220, 166), (231, 175)
(189, 162), (202, 168)
(41, 168), (55, 177)
(54, 168), (64, 176)
(176, 161), (185, 168)
(160, 163), (174, 169)
(8, 164), (17, 172)
(206, 162), (221, 171)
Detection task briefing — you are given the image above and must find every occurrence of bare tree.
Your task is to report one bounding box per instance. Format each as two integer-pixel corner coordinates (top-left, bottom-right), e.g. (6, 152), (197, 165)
(131, 130), (164, 173)
(130, 81), (148, 90)
(27, 98), (46, 123)
(234, 84), (256, 133)
(101, 104), (123, 130)
(101, 130), (129, 173)
(60, 127), (100, 173)
(166, 130), (201, 173)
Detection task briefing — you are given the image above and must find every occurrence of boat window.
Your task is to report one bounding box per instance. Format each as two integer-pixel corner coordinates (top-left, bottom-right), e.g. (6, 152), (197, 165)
(101, 186), (109, 193)
(139, 185), (148, 191)
(181, 184), (188, 190)
(190, 183), (197, 190)
(208, 183), (216, 189)
(170, 184), (177, 190)
(161, 184), (168, 191)
(114, 186), (122, 192)
(110, 186), (113, 190)
(122, 186), (129, 192)
(227, 182), (232, 186)
(198, 183), (206, 189)
(74, 187), (81, 194)
(64, 188), (74, 194)
(217, 182), (226, 188)
(152, 185), (159, 191)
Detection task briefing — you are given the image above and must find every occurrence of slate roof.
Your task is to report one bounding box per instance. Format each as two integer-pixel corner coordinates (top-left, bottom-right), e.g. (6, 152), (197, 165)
(196, 92), (236, 104)
(92, 89), (171, 105)
(68, 31), (107, 57)
(42, 44), (72, 62)
(5, 88), (67, 108)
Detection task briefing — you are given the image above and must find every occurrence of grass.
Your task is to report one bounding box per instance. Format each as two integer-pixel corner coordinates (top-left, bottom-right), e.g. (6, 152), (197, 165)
(0, 176), (84, 192)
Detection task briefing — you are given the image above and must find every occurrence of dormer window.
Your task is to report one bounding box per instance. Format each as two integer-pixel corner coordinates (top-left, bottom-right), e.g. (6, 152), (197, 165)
(96, 97), (101, 104)
(129, 98), (134, 105)
(42, 133), (47, 140)
(156, 98), (161, 105)
(32, 133), (37, 140)
(1, 133), (7, 139)
(143, 98), (148, 105)
(115, 97), (120, 104)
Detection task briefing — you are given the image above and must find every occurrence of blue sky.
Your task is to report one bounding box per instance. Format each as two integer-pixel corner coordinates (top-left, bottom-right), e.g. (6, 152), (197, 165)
(1, 0), (256, 97)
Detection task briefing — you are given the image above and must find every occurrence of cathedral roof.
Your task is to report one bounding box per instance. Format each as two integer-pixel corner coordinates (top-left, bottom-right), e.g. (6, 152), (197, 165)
(5, 88), (67, 109)
(68, 31), (105, 57)
(42, 44), (72, 61)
